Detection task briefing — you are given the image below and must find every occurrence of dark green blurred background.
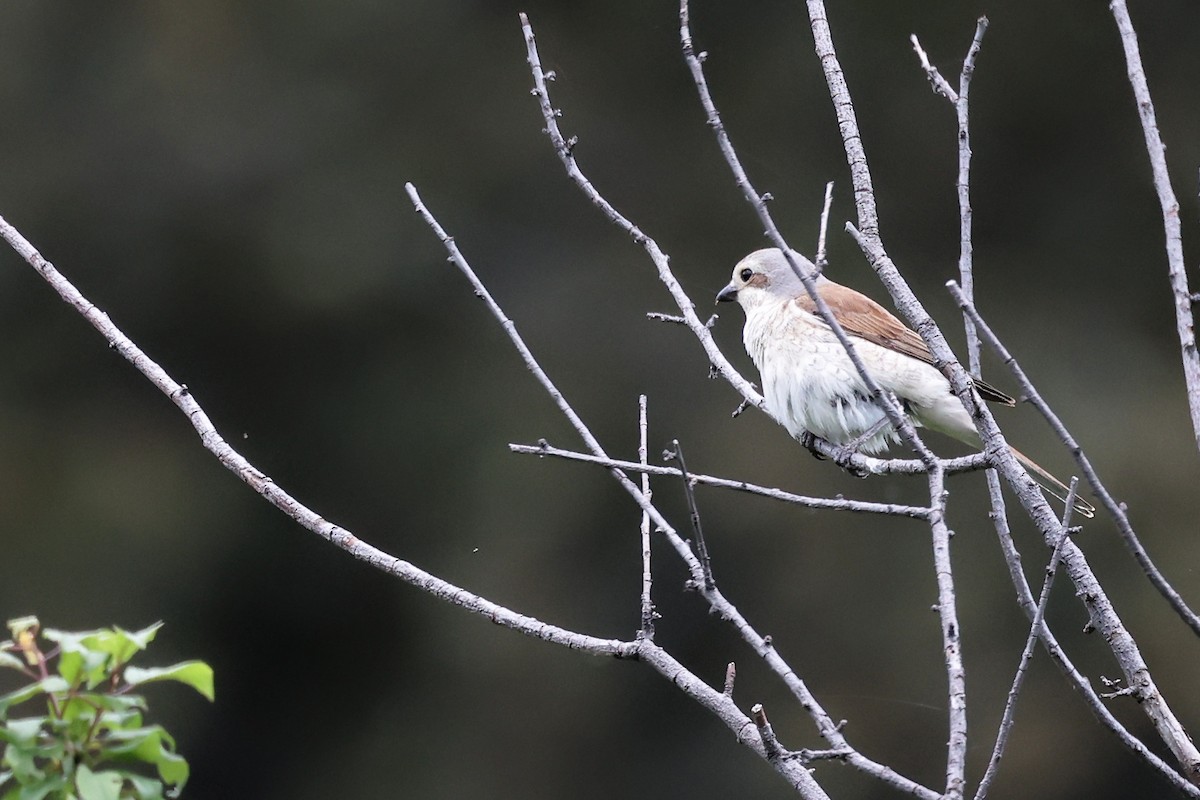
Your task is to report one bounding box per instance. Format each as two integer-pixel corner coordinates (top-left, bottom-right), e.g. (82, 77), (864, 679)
(2, 1), (1199, 797)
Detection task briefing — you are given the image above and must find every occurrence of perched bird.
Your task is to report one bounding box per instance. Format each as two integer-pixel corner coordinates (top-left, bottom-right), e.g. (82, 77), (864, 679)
(716, 247), (1093, 517)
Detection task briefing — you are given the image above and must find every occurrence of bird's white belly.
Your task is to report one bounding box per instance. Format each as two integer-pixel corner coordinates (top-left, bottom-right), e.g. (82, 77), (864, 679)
(743, 306), (962, 454)
(759, 338), (896, 452)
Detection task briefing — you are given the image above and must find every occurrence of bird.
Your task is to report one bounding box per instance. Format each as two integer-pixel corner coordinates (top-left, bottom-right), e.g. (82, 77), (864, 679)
(716, 247), (1093, 518)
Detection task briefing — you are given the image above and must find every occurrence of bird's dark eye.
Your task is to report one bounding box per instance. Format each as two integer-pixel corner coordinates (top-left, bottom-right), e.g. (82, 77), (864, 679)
(739, 268), (753, 282)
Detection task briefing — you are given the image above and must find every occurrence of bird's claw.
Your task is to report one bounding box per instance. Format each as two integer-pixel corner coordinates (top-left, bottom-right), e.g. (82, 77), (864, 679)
(800, 432), (869, 478)
(832, 445), (870, 479)
(799, 431), (827, 461)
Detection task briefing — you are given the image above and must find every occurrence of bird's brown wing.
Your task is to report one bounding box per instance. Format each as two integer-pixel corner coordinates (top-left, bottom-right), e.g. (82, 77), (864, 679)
(795, 282), (1016, 407)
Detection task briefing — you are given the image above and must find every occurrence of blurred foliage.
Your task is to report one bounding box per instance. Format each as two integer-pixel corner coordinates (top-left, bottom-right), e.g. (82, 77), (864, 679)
(1, 1), (1199, 798)
(0, 617), (214, 799)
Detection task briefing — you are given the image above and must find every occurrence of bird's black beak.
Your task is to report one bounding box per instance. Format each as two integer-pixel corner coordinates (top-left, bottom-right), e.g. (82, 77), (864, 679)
(716, 284), (738, 304)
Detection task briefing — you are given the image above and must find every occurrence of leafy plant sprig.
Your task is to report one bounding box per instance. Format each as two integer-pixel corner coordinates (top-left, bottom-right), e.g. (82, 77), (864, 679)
(0, 616), (214, 800)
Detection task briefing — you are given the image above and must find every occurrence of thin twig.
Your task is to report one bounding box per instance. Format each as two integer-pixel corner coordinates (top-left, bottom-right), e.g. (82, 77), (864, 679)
(946, 281), (1200, 638)
(975, 480), (1078, 800)
(797, 748), (855, 764)
(956, 17), (989, 376)
(927, 468), (966, 800)
(517, 11), (761, 410)
(941, 18), (1008, 568)
(638, 396), (655, 641)
(510, 440), (936, 517)
(636, 644), (832, 800)
(646, 312), (687, 325)
(945, 281), (1200, 783)
(910, 35), (959, 102)
(984, 470), (1198, 797)
(752, 704), (785, 762)
(1109, 0), (1200, 452)
(668, 440), (715, 590)
(905, 28), (1195, 795)
(814, 181), (834, 273)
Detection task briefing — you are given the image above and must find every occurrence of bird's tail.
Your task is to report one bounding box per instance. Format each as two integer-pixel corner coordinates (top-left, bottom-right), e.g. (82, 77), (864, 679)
(1009, 446), (1095, 519)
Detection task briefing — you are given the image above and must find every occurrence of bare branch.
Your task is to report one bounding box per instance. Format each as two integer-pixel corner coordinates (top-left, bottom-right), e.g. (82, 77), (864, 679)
(975, 481), (1078, 800)
(957, 17), (989, 376)
(0, 213), (641, 662)
(409, 180), (835, 797)
(805, 0), (881, 238)
(524, 14), (942, 795)
(798, 748), (854, 764)
(412, 171), (939, 796)
(666, 440), (715, 590)
(723, 662), (736, 697)
(904, 29), (1195, 793)
(517, 11), (761, 410)
(910, 34), (959, 102)
(944, 280), (1200, 782)
(815, 0), (1072, 558)
(1109, 0), (1200, 452)
(638, 395), (655, 641)
(723, 0), (1196, 785)
(648, 311), (717, 329)
(635, 644), (832, 799)
(512, 439), (996, 503)
(685, 2), (966, 793)
(752, 704), (786, 763)
(985, 471), (1199, 797)
(814, 181), (834, 273)
(946, 281), (1200, 636)
(808, 0), (1199, 790)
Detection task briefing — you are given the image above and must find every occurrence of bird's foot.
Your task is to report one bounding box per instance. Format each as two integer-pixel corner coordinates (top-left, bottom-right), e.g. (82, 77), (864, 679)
(800, 431), (869, 478)
(831, 445), (870, 479)
(799, 431), (827, 461)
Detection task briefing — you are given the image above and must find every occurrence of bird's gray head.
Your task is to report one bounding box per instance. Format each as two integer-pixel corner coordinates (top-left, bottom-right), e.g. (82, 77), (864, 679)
(715, 248), (821, 310)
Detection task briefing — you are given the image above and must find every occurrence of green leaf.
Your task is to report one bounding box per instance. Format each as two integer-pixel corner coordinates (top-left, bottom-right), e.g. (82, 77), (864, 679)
(44, 623), (162, 670)
(75, 765), (122, 800)
(11, 773), (67, 800)
(55, 648), (108, 690)
(59, 692), (145, 728)
(1, 717), (46, 745)
(2, 719), (66, 785)
(0, 678), (68, 715)
(123, 662), (214, 701)
(121, 773), (165, 800)
(117, 624), (163, 653)
(42, 630), (111, 690)
(102, 726), (188, 788)
(0, 714), (44, 753)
